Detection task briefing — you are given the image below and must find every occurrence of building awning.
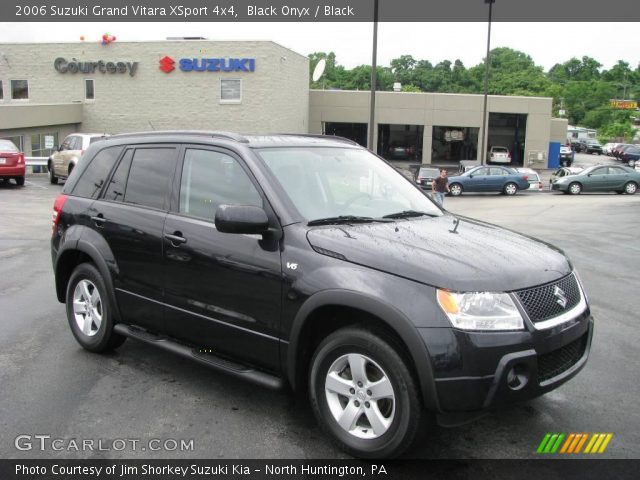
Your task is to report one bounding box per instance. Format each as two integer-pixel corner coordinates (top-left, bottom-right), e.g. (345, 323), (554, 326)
(0, 103), (83, 130)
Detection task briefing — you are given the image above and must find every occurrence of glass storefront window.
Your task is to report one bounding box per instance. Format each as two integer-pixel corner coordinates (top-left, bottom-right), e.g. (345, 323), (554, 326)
(432, 126), (479, 163)
(377, 124), (424, 161)
(30, 133), (59, 157)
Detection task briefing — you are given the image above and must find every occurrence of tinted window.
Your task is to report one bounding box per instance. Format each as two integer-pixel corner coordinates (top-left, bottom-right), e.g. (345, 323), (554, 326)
(179, 149), (261, 220)
(490, 167), (507, 176)
(471, 168), (489, 176)
(591, 167), (608, 175)
(71, 146), (123, 199)
(103, 149), (133, 202)
(124, 148), (177, 210)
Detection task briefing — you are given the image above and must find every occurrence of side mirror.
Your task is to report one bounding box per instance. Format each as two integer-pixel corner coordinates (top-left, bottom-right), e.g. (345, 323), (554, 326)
(215, 205), (269, 235)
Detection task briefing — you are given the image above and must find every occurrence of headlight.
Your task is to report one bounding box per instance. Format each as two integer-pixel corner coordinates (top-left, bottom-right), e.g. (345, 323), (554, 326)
(436, 290), (524, 331)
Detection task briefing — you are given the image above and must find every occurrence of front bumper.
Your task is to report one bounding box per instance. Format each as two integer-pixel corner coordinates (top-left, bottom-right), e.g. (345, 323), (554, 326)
(551, 183), (567, 191)
(421, 308), (593, 412)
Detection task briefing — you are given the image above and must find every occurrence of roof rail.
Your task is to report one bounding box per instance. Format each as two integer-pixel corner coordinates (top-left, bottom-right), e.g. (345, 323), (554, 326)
(110, 130), (249, 143)
(276, 133), (361, 146)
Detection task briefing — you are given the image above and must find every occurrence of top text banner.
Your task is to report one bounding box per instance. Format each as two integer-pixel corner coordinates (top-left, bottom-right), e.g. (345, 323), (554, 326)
(4, 0), (640, 22)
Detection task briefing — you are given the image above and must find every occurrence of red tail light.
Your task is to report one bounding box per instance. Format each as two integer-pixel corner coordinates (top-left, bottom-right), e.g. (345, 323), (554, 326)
(80, 149), (85, 155)
(18, 153), (25, 164)
(508, 153), (512, 159)
(523, 176), (529, 181)
(52, 194), (68, 235)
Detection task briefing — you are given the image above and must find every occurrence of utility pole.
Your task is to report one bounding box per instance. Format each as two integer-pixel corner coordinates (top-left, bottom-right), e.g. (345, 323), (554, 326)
(480, 0), (495, 165)
(368, 0), (379, 152)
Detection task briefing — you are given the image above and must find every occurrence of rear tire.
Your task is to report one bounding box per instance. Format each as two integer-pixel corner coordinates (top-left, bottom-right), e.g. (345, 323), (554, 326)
(15, 176), (25, 186)
(309, 327), (423, 459)
(66, 263), (126, 352)
(503, 182), (518, 196)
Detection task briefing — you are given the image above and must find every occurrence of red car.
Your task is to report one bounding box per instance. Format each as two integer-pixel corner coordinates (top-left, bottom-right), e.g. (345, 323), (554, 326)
(0, 140), (26, 186)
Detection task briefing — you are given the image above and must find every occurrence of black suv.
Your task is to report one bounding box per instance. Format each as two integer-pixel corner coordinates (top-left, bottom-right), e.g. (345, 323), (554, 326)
(578, 140), (603, 155)
(51, 132), (593, 458)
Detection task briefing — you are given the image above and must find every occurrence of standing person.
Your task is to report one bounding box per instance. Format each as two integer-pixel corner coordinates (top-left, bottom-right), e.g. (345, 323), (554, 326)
(432, 169), (450, 206)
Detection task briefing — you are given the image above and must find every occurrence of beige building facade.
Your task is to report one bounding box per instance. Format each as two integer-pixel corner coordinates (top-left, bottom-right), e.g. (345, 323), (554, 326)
(1, 40), (563, 169)
(0, 40), (309, 157)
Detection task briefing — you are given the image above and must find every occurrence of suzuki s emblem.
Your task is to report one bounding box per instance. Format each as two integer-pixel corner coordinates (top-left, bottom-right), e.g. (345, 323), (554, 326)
(553, 286), (568, 308)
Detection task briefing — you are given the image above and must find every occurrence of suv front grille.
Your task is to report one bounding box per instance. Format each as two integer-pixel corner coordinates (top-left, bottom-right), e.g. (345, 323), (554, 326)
(515, 273), (581, 323)
(537, 333), (588, 384)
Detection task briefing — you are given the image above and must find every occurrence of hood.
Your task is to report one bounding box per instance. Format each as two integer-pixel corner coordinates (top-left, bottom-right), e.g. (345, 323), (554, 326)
(306, 215), (571, 292)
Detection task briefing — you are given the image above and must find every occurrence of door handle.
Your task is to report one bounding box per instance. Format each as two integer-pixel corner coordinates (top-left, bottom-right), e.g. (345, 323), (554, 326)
(90, 214), (106, 227)
(164, 232), (187, 246)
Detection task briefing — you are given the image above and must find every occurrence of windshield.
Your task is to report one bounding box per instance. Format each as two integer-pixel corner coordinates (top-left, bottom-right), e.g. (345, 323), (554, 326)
(257, 147), (442, 222)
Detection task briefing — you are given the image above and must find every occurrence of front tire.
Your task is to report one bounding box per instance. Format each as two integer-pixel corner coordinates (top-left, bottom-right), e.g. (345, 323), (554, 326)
(624, 182), (637, 195)
(503, 182), (518, 196)
(569, 182), (582, 195)
(66, 263), (125, 352)
(449, 183), (463, 196)
(49, 162), (58, 184)
(309, 328), (423, 459)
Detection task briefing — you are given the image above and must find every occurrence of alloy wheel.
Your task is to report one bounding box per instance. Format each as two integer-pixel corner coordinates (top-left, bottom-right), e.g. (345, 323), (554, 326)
(72, 279), (103, 336)
(324, 353), (396, 439)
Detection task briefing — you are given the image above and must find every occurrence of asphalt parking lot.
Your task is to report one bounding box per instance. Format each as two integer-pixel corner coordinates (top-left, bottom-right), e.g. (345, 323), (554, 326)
(1, 173), (639, 459)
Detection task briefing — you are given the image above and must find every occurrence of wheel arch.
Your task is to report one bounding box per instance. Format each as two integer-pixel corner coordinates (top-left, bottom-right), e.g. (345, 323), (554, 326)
(285, 290), (440, 412)
(55, 231), (121, 322)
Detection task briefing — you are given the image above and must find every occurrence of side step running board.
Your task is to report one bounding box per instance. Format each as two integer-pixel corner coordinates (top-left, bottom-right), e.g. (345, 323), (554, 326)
(114, 324), (284, 390)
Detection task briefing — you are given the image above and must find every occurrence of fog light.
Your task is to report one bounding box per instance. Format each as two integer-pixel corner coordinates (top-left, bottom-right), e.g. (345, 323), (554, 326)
(506, 364), (529, 391)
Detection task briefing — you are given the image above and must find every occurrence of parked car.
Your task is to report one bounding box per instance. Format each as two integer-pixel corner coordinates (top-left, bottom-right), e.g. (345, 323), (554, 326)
(611, 144), (634, 160)
(51, 132), (593, 459)
(387, 144), (415, 160)
(559, 145), (574, 166)
(48, 133), (108, 184)
(414, 167), (440, 189)
(601, 143), (620, 156)
(515, 168), (543, 191)
(0, 140), (26, 186)
(488, 146), (511, 164)
(620, 146), (640, 166)
(578, 140), (603, 155)
(551, 165), (640, 195)
(447, 165), (531, 196)
(549, 167), (583, 189)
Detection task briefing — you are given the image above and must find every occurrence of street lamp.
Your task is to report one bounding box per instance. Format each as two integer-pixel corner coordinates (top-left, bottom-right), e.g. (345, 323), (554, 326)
(479, 0), (495, 165)
(368, 0), (379, 151)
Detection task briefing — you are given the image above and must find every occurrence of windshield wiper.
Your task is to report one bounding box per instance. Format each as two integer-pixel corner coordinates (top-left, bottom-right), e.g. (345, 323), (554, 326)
(382, 210), (437, 219)
(307, 215), (391, 226)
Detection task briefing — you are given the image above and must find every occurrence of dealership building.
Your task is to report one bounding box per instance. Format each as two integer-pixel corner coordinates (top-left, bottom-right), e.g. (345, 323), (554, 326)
(0, 40), (566, 168)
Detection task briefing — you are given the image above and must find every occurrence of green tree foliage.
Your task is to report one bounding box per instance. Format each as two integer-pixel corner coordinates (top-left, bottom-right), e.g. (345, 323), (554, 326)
(307, 48), (639, 138)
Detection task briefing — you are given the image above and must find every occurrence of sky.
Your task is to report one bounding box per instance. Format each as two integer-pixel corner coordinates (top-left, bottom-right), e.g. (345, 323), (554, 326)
(0, 22), (638, 72)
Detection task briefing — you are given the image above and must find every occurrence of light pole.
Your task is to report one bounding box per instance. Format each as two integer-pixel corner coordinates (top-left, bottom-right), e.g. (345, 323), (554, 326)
(479, 0), (495, 165)
(368, 0), (379, 152)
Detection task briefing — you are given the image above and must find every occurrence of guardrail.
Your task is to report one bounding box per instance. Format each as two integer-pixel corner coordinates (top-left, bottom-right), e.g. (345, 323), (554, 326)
(26, 157), (49, 167)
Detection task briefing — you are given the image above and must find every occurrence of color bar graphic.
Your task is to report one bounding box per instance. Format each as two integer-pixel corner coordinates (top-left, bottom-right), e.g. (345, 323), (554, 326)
(537, 433), (613, 454)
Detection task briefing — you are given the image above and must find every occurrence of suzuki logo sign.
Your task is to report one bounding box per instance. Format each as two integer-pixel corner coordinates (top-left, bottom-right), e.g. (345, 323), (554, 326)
(159, 56), (175, 73)
(159, 56), (256, 74)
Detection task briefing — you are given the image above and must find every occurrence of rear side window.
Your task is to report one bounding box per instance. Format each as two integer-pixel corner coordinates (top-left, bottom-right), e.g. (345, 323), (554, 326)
(70, 146), (123, 199)
(103, 149), (133, 202)
(123, 148), (178, 210)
